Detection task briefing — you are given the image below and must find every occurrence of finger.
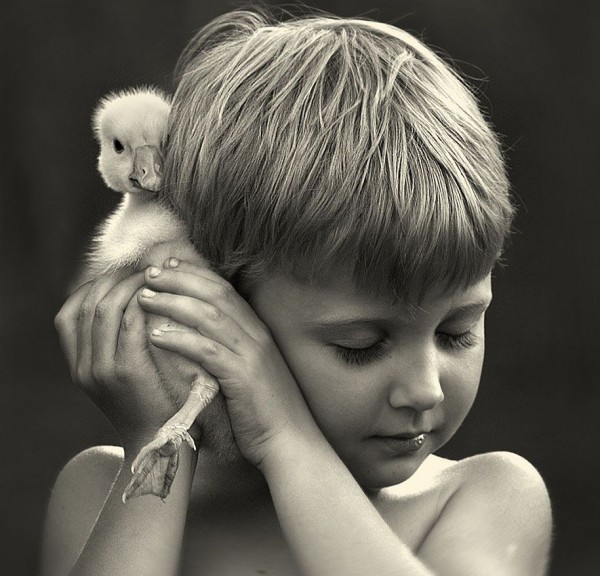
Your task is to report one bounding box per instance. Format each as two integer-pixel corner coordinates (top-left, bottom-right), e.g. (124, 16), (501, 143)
(92, 272), (146, 374)
(162, 257), (226, 286)
(76, 270), (134, 385)
(149, 327), (241, 381)
(116, 288), (154, 363)
(138, 289), (247, 353)
(54, 281), (94, 379)
(144, 265), (265, 342)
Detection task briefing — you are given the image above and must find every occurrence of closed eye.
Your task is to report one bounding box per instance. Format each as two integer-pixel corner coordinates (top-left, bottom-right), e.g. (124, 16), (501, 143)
(436, 330), (479, 351)
(333, 341), (386, 366)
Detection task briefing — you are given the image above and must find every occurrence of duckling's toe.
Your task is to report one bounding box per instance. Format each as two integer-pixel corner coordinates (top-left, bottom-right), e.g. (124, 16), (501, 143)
(122, 424), (196, 502)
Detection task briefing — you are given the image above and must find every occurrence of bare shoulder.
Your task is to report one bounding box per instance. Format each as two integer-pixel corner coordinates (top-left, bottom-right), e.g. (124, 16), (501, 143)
(451, 451), (551, 510)
(41, 446), (124, 576)
(418, 452), (553, 575)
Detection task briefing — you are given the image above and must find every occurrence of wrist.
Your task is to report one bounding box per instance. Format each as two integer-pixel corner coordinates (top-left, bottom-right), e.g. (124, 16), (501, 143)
(259, 420), (332, 479)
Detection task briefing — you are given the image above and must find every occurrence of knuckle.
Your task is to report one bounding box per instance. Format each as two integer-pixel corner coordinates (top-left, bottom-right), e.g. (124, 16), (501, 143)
(91, 360), (109, 384)
(94, 301), (110, 320)
(93, 273), (118, 291)
(203, 341), (220, 357)
(75, 365), (91, 387)
(114, 361), (133, 382)
(86, 281), (108, 302)
(54, 310), (67, 331)
(254, 325), (273, 347)
(79, 301), (95, 322)
(120, 309), (136, 332)
(215, 282), (236, 302)
(204, 303), (222, 322)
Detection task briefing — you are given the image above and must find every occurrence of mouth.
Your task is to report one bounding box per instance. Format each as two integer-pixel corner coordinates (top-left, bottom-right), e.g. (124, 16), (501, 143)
(128, 180), (159, 196)
(370, 432), (430, 456)
(385, 431), (430, 440)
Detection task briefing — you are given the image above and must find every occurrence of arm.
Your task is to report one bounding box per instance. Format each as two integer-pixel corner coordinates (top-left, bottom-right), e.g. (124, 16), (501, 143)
(68, 441), (196, 576)
(42, 445), (196, 576)
(48, 271), (195, 576)
(41, 447), (123, 576)
(265, 444), (552, 576)
(417, 452), (553, 576)
(263, 426), (433, 576)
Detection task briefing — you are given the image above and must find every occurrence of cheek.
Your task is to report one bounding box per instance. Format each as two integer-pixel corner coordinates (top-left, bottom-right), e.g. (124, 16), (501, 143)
(285, 347), (373, 438)
(441, 347), (484, 422)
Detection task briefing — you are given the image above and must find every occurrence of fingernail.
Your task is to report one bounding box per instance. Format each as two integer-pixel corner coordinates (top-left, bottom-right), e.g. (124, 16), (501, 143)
(141, 288), (157, 298)
(167, 257), (180, 268)
(151, 328), (164, 337)
(147, 266), (161, 278)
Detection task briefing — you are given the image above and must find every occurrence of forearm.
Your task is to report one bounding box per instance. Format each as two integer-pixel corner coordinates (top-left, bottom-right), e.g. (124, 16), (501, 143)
(262, 426), (433, 576)
(70, 442), (196, 576)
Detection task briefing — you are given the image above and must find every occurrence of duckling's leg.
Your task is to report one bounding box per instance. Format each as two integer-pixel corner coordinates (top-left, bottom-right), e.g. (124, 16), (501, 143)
(122, 375), (220, 502)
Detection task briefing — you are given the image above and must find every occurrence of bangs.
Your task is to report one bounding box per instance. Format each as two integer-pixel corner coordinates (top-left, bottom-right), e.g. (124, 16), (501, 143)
(165, 13), (513, 302)
(237, 122), (508, 303)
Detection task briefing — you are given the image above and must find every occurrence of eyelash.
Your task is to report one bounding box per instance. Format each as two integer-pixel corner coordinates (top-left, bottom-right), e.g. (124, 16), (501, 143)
(334, 330), (479, 366)
(334, 341), (386, 366)
(436, 330), (479, 351)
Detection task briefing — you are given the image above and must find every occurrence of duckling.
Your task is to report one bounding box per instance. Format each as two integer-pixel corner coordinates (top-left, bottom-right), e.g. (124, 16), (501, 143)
(81, 87), (220, 502)
(84, 86), (179, 278)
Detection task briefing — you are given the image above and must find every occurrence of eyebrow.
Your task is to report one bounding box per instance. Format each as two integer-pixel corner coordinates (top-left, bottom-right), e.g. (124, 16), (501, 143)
(441, 299), (493, 321)
(453, 297), (492, 312)
(306, 316), (388, 331)
(306, 298), (492, 331)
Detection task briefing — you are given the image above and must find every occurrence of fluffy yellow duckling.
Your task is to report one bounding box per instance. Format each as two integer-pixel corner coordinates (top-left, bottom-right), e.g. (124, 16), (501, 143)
(82, 87), (220, 502)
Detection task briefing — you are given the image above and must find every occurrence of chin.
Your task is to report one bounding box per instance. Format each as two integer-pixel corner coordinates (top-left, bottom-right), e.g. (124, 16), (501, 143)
(352, 451), (429, 491)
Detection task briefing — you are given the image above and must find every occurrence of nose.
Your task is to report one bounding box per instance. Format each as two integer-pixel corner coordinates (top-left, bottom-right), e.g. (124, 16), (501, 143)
(388, 345), (445, 411)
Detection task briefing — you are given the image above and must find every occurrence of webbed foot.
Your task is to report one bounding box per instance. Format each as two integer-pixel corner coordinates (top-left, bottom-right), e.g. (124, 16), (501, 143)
(122, 424), (196, 502)
(121, 375), (220, 502)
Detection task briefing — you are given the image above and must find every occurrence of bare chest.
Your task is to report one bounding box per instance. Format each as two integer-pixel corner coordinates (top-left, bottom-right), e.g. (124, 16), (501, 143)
(180, 495), (300, 576)
(179, 481), (447, 576)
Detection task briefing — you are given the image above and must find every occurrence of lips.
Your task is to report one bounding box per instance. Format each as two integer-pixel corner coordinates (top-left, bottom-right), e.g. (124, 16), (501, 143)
(377, 430), (431, 440)
(371, 431), (431, 456)
(375, 430), (431, 440)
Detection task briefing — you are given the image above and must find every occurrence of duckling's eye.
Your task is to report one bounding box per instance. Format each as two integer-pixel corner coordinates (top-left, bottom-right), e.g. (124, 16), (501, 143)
(113, 139), (124, 154)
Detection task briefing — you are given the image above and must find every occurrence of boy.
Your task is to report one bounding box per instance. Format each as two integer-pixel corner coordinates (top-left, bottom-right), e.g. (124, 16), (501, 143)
(44, 9), (552, 575)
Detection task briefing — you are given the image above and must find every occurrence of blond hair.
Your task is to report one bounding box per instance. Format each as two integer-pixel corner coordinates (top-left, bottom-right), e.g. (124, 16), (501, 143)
(163, 8), (513, 301)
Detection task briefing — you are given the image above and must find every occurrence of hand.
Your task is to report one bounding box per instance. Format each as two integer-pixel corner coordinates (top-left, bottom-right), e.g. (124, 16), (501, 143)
(54, 269), (181, 450)
(138, 259), (316, 469)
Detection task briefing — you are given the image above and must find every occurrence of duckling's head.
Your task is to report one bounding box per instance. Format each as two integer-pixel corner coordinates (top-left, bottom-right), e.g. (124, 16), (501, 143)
(93, 87), (171, 195)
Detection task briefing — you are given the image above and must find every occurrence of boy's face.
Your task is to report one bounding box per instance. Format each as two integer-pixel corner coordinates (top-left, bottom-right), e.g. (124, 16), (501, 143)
(251, 270), (492, 490)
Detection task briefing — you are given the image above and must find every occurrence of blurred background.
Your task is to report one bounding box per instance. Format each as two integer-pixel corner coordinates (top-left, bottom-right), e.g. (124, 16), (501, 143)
(2, 1), (598, 574)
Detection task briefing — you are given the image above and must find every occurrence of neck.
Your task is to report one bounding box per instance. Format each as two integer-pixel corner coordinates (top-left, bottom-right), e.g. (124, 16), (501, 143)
(191, 447), (270, 505)
(121, 190), (155, 211)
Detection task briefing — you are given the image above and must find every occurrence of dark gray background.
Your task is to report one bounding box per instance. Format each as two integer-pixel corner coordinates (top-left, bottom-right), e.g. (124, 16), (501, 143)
(2, 1), (598, 574)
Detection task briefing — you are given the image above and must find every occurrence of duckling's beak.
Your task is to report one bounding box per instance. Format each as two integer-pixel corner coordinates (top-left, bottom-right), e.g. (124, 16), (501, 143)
(129, 145), (163, 193)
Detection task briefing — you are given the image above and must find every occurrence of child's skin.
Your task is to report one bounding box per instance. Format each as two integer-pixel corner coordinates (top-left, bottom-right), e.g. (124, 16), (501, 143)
(45, 257), (552, 576)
